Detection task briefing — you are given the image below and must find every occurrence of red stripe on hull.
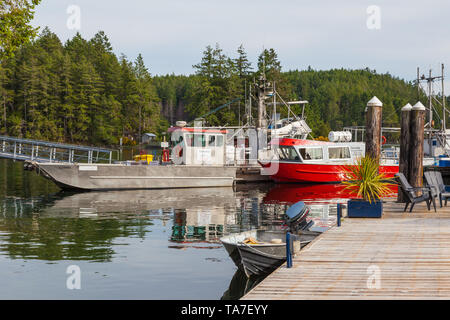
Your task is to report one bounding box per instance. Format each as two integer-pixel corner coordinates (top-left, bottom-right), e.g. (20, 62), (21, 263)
(266, 162), (399, 184)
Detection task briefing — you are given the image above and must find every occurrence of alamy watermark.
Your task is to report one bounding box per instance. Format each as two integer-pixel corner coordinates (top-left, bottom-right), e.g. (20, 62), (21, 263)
(66, 265), (81, 290)
(366, 5), (381, 30)
(169, 121), (280, 175)
(366, 265), (381, 289)
(67, 5), (81, 31)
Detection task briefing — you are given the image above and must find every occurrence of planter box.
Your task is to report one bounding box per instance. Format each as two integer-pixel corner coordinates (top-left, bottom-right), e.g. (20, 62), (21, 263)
(347, 199), (383, 218)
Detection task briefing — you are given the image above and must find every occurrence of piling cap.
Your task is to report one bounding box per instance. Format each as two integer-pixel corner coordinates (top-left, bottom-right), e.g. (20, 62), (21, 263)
(401, 103), (412, 111)
(367, 96), (383, 107)
(412, 101), (426, 111)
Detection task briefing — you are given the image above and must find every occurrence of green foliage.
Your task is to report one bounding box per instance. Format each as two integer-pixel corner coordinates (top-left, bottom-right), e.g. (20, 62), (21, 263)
(0, 29), (430, 148)
(0, 28), (167, 146)
(155, 46), (423, 137)
(284, 68), (423, 138)
(0, 0), (41, 61)
(342, 156), (396, 203)
(186, 43), (242, 126)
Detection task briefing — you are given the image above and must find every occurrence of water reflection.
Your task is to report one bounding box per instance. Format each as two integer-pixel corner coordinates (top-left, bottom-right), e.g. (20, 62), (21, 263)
(264, 183), (357, 204)
(0, 159), (371, 299)
(221, 269), (264, 300)
(0, 184), (341, 260)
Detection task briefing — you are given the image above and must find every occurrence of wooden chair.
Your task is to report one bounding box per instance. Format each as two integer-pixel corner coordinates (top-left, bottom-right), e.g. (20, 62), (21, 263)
(395, 173), (436, 212)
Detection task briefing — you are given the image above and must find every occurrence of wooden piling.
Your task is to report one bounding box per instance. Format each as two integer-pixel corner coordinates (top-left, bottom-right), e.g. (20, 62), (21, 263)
(409, 102), (426, 191)
(398, 103), (412, 202)
(365, 97), (383, 160)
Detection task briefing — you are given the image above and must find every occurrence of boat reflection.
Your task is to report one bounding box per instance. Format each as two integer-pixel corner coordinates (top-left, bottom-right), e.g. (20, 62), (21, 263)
(43, 187), (236, 217)
(264, 183), (357, 204)
(263, 183), (397, 231)
(0, 182), (387, 262)
(0, 187), (239, 260)
(264, 183), (398, 204)
(221, 269), (264, 300)
(170, 207), (237, 248)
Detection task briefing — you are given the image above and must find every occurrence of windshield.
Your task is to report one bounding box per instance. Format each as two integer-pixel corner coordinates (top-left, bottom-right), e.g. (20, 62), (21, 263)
(276, 146), (300, 161)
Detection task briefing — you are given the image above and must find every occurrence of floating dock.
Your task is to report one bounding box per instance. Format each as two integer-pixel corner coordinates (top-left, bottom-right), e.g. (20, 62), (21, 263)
(242, 200), (450, 299)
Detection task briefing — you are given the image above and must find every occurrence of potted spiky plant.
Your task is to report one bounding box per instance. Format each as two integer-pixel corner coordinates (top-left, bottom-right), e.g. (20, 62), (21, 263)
(342, 156), (396, 218)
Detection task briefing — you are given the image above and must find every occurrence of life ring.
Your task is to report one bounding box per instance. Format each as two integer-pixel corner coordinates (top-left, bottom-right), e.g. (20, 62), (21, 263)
(381, 136), (387, 145)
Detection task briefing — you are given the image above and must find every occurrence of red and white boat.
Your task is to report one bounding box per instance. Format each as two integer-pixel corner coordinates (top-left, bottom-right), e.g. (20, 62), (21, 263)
(259, 137), (399, 184)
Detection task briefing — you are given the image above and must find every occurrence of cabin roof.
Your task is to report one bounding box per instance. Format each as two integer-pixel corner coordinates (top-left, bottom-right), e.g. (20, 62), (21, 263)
(167, 126), (228, 134)
(272, 138), (330, 147)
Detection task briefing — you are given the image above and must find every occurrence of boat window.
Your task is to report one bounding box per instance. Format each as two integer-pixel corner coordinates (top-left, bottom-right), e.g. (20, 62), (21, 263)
(207, 135), (224, 147)
(277, 146), (300, 161)
(186, 134), (206, 147)
(328, 147), (351, 159)
(208, 135), (215, 147)
(298, 147), (323, 160)
(174, 134), (183, 144)
(185, 134), (193, 146)
(216, 135), (224, 147)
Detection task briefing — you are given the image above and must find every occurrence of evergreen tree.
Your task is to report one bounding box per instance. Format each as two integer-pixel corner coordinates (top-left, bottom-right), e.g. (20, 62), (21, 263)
(0, 62), (14, 134)
(235, 44), (252, 78)
(257, 48), (281, 81)
(0, 0), (41, 60)
(0, 28), (429, 148)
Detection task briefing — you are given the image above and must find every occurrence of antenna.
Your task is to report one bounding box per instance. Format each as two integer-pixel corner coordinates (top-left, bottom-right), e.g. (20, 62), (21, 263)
(416, 64), (447, 156)
(442, 63), (446, 131)
(417, 66), (444, 129)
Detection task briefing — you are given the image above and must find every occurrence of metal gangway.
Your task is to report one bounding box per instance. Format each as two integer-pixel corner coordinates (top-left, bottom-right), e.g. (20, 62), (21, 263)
(0, 135), (115, 164)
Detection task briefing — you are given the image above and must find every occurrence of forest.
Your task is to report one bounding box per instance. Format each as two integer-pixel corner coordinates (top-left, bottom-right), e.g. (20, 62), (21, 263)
(0, 28), (436, 147)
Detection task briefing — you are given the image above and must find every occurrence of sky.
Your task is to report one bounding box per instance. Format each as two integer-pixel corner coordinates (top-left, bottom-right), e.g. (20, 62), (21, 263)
(31, 0), (450, 94)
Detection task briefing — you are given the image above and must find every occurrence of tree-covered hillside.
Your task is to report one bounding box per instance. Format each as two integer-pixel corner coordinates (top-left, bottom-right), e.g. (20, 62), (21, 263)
(0, 28), (166, 146)
(0, 28), (433, 146)
(154, 50), (427, 138)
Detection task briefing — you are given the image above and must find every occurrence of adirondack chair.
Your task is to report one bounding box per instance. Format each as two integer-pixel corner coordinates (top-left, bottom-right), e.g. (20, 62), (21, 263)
(424, 171), (442, 207)
(395, 173), (436, 212)
(427, 171), (450, 206)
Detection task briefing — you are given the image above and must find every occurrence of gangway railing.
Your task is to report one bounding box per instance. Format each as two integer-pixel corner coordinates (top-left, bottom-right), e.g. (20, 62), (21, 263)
(0, 135), (115, 164)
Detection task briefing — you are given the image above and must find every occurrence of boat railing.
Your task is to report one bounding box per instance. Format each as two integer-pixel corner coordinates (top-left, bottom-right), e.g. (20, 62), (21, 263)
(0, 135), (116, 163)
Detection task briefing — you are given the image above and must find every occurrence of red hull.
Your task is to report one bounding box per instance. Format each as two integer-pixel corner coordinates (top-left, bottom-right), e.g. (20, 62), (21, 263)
(262, 162), (399, 184)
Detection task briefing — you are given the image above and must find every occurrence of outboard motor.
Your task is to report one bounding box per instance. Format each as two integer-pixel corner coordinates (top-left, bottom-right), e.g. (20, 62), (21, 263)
(284, 201), (313, 232)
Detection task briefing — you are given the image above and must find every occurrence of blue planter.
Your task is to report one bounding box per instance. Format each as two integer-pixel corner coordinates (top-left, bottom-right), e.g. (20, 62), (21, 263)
(347, 199), (383, 218)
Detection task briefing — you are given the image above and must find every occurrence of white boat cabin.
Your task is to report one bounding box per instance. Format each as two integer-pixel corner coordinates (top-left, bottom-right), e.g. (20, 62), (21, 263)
(274, 139), (365, 164)
(168, 126), (227, 166)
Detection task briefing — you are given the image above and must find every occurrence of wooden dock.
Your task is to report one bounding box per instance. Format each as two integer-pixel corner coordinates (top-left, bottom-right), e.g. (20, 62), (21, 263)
(242, 200), (450, 300)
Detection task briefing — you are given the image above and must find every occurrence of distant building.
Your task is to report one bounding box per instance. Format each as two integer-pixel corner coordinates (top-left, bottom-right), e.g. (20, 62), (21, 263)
(142, 133), (156, 144)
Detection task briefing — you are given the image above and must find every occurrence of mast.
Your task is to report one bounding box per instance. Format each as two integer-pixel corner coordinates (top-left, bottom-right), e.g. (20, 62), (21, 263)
(442, 63), (446, 132)
(416, 65), (446, 156)
(256, 74), (266, 129)
(429, 69), (433, 128)
(417, 67), (420, 100)
(273, 82), (276, 128)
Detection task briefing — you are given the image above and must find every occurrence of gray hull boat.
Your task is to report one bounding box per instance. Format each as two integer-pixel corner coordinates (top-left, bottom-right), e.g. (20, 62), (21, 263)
(221, 200), (321, 278)
(31, 162), (236, 190)
(221, 229), (320, 278)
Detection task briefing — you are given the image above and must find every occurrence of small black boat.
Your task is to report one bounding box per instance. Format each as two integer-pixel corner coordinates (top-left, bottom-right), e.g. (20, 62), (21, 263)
(220, 201), (321, 278)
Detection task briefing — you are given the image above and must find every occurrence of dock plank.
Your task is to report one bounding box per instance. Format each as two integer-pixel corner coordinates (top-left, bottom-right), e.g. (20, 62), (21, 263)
(242, 200), (450, 300)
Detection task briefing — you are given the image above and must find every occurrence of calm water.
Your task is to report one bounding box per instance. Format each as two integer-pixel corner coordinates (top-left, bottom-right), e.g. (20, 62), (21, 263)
(0, 159), (344, 300)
